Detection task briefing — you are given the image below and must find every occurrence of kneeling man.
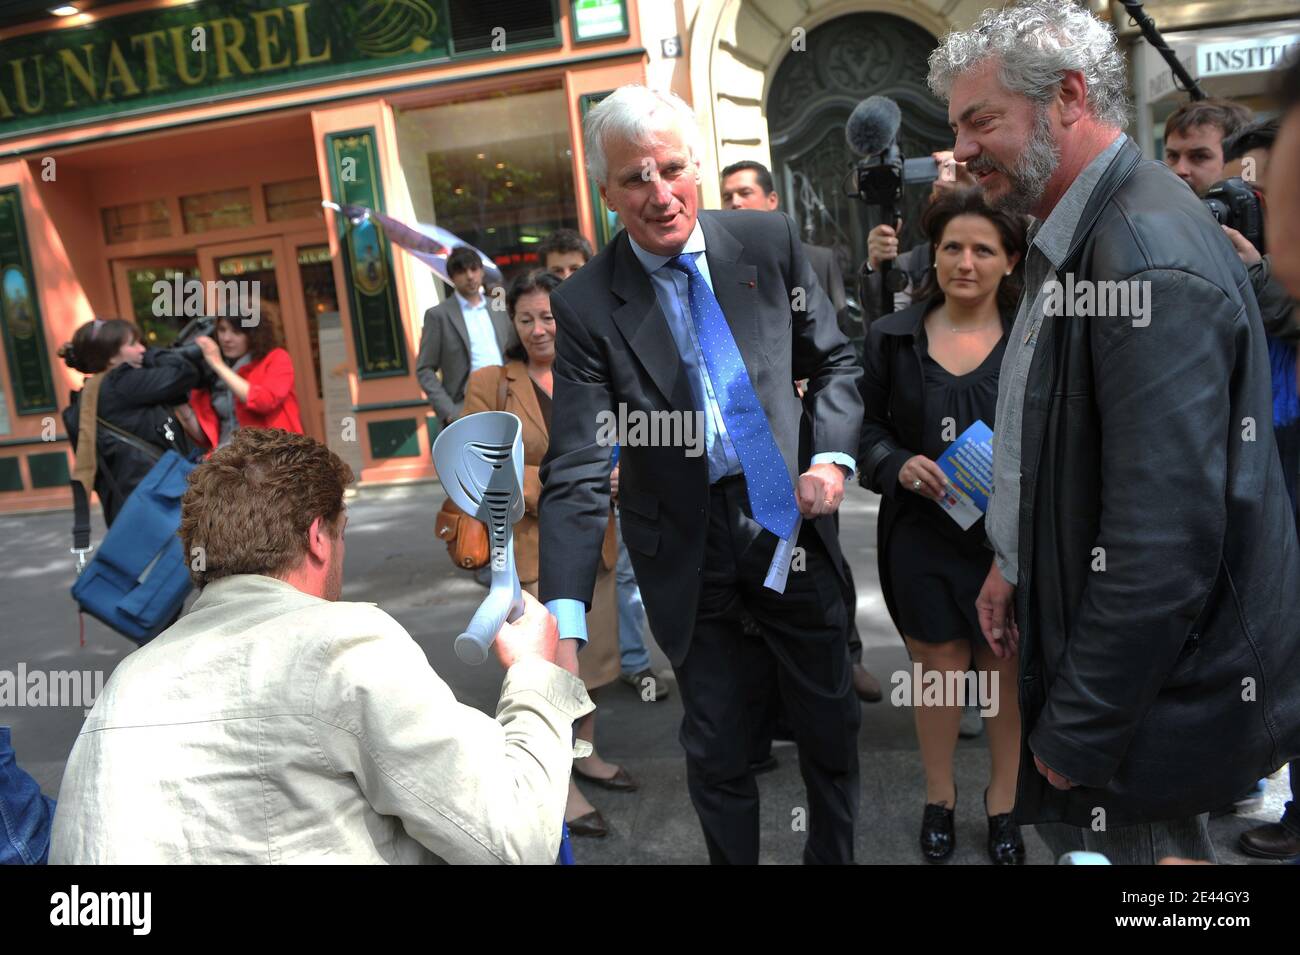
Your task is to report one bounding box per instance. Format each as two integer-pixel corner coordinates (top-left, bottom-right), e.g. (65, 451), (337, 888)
(52, 428), (589, 864)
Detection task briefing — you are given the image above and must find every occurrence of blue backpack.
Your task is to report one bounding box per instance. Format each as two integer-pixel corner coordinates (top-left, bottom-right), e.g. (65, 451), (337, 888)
(70, 421), (196, 645)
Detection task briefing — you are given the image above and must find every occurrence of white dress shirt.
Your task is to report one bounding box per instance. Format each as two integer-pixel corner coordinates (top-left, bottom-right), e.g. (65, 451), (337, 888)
(457, 289), (504, 371)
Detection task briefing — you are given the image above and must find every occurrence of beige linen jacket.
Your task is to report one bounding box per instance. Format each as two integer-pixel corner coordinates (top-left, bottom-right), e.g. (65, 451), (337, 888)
(50, 574), (593, 864)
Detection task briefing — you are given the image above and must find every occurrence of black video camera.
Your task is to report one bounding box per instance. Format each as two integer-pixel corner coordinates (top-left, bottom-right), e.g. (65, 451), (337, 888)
(852, 147), (940, 208)
(1204, 177), (1265, 254)
(170, 315), (216, 364)
(846, 96), (943, 314)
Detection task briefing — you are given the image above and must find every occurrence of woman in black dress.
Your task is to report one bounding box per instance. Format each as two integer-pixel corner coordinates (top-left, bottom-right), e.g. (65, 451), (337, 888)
(858, 188), (1028, 864)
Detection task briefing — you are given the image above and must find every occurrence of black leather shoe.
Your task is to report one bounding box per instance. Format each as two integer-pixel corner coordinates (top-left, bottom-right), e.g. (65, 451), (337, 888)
(1238, 822), (1300, 861)
(920, 787), (956, 862)
(985, 789), (1025, 865)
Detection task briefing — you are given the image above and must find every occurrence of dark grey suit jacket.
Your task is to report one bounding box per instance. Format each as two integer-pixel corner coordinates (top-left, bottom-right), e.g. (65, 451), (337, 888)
(803, 242), (845, 311)
(415, 292), (515, 422)
(804, 241), (852, 339)
(538, 210), (863, 665)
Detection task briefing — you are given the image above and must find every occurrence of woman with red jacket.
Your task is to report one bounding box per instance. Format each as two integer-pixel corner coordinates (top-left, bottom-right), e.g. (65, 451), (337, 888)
(190, 307), (303, 449)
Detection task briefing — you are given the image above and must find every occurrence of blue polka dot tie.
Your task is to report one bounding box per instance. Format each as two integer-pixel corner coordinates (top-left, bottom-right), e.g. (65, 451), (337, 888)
(668, 252), (798, 541)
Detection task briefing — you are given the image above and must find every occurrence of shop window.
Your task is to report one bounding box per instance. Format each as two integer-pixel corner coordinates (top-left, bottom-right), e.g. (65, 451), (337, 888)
(27, 451), (69, 489)
(369, 418), (421, 459)
(402, 87), (579, 285)
(124, 261), (200, 347)
(296, 245), (338, 400)
(0, 457), (22, 492)
(449, 0), (559, 53)
(265, 177), (323, 223)
(181, 187), (254, 234)
(102, 199), (171, 245)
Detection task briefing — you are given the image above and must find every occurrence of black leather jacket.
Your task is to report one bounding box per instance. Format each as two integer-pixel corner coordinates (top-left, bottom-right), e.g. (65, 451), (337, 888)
(1013, 137), (1300, 827)
(63, 348), (200, 525)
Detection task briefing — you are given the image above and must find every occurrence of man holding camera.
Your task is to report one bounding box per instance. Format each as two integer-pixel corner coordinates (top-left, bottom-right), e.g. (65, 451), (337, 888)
(1162, 98), (1254, 198)
(1219, 120), (1298, 348)
(860, 150), (976, 324)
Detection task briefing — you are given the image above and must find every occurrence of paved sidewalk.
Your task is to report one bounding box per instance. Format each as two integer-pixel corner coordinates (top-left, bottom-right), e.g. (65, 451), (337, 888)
(0, 482), (1287, 864)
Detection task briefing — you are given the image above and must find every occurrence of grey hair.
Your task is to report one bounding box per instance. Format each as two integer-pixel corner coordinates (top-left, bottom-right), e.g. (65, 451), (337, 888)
(928, 0), (1130, 129)
(583, 84), (703, 186)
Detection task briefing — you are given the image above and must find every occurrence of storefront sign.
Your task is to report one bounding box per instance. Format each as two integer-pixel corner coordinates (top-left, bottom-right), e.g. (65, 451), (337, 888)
(1199, 35), (1300, 77)
(572, 0), (627, 42)
(0, 188), (54, 415)
(0, 0), (453, 138)
(1142, 22), (1300, 102)
(326, 129), (408, 379)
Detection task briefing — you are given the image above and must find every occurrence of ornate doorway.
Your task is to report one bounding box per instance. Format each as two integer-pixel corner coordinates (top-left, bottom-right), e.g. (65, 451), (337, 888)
(768, 13), (951, 304)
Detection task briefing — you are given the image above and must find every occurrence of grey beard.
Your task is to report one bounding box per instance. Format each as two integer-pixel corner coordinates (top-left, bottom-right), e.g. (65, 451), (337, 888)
(992, 106), (1060, 215)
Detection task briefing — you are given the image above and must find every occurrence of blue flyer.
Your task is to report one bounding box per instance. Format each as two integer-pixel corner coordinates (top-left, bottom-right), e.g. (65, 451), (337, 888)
(935, 420), (994, 530)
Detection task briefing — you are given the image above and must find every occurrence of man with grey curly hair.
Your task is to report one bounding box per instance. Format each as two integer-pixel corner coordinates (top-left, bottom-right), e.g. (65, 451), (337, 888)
(928, 0), (1129, 216)
(929, 1), (1300, 864)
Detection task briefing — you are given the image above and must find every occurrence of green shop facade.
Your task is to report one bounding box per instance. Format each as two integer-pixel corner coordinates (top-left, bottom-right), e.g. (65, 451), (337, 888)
(0, 0), (647, 511)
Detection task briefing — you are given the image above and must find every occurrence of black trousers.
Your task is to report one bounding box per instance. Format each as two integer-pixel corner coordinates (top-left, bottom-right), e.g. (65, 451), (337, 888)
(674, 476), (860, 864)
(746, 511), (860, 764)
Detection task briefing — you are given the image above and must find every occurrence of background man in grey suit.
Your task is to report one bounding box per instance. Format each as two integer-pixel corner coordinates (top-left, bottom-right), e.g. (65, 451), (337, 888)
(720, 160), (850, 331)
(415, 246), (516, 424)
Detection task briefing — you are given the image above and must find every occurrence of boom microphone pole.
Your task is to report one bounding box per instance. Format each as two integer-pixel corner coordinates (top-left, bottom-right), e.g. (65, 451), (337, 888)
(1119, 0), (1206, 101)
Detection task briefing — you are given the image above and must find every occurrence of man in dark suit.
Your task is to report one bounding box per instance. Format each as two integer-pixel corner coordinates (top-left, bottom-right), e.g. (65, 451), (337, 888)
(415, 246), (515, 425)
(539, 85), (864, 864)
(720, 159), (883, 710)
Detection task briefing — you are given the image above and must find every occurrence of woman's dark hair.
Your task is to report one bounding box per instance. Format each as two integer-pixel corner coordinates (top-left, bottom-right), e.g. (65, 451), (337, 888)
(57, 318), (138, 374)
(504, 269), (562, 362)
(913, 187), (1028, 313)
(215, 306), (280, 363)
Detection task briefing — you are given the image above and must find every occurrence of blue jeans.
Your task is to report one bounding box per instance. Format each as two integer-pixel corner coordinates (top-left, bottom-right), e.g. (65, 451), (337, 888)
(0, 727), (55, 864)
(615, 523), (652, 675)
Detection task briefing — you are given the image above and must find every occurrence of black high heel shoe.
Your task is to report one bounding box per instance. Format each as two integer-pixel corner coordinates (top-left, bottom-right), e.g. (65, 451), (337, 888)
(985, 788), (1025, 865)
(920, 785), (956, 863)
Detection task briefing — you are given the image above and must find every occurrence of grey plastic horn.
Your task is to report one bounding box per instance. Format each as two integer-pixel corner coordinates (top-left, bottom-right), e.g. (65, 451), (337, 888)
(432, 411), (527, 665)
